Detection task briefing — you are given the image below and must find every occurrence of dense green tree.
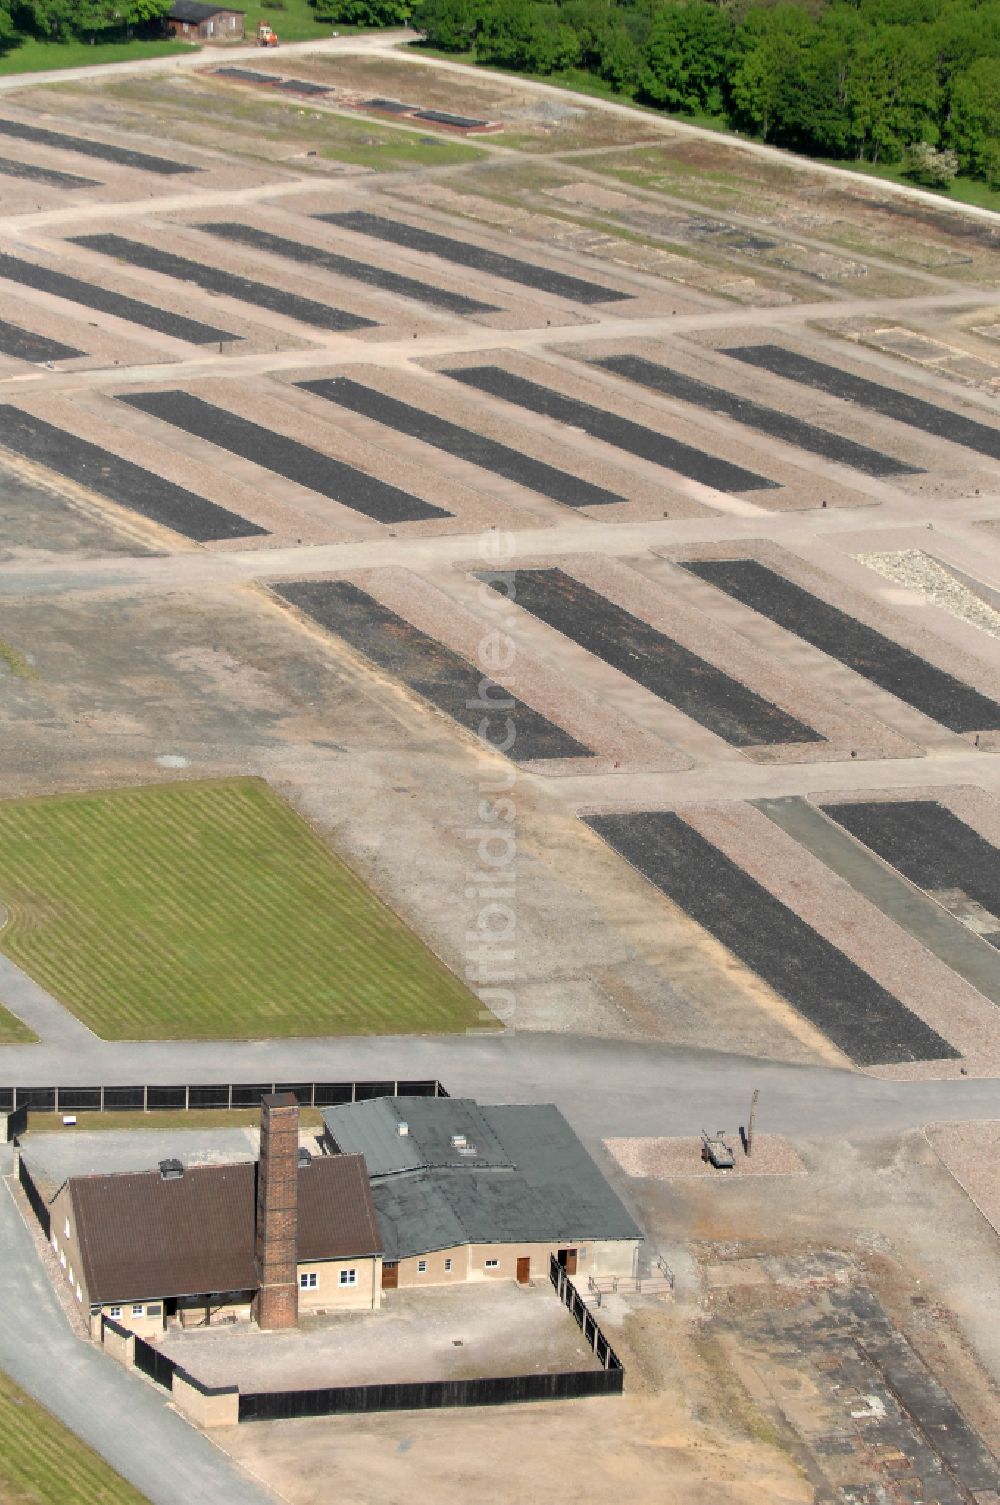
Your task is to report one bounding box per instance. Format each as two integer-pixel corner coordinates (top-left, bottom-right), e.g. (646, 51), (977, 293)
(729, 5), (816, 141)
(476, 0), (578, 72)
(600, 23), (643, 91)
(641, 1), (734, 112)
(0, 0), (14, 49)
(411, 0), (480, 49)
(313, 0), (409, 24)
(845, 25), (939, 160)
(17, 0), (167, 34)
(948, 56), (1000, 183)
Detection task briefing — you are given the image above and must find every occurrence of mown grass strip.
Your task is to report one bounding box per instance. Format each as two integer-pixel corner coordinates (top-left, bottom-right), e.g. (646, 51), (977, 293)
(0, 778), (486, 1041)
(0, 640), (38, 680)
(0, 1001), (36, 1043)
(0, 1368), (149, 1505)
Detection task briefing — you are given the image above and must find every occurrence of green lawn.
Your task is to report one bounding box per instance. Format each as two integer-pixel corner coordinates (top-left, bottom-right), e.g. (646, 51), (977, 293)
(0, 1004), (37, 1044)
(0, 639), (38, 680)
(242, 0), (364, 43)
(0, 778), (488, 1040)
(816, 156), (1000, 215)
(0, 35), (193, 76)
(0, 1369), (149, 1505)
(28, 1106), (323, 1131)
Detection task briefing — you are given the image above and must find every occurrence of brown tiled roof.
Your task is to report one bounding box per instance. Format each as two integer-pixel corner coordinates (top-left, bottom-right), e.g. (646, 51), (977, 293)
(299, 1154), (382, 1263)
(71, 1154), (380, 1305)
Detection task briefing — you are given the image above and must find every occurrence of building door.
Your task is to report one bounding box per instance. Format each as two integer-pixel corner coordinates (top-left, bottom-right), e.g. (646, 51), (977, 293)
(516, 1257), (530, 1284)
(558, 1248), (577, 1276)
(382, 1261), (398, 1290)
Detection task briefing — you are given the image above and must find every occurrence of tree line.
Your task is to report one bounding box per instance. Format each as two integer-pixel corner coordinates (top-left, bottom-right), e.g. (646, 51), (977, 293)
(319, 0), (1000, 188)
(0, 0), (170, 51)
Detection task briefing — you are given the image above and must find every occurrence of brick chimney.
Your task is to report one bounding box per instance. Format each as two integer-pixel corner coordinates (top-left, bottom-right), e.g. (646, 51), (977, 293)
(253, 1093), (299, 1330)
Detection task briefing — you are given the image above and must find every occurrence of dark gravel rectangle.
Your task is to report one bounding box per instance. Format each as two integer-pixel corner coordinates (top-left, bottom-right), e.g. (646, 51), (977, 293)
(478, 568), (822, 746)
(299, 377), (625, 509)
(274, 579), (593, 761)
(447, 366), (780, 493)
(119, 390), (450, 524)
(363, 98), (417, 113)
(584, 809), (956, 1065)
(0, 407), (266, 541)
(0, 253), (238, 345)
(70, 234), (376, 334)
(198, 222), (498, 315)
(683, 559), (1000, 733)
(0, 319), (83, 363)
(0, 157), (99, 189)
(214, 67), (278, 83)
(595, 355), (923, 478)
(274, 79), (331, 95)
(0, 117), (196, 174)
(823, 800), (1000, 922)
(723, 344), (1000, 461)
(413, 109), (489, 128)
(317, 210), (632, 305)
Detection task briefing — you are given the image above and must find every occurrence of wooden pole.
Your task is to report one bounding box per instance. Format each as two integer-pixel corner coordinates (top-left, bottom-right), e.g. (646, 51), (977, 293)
(746, 1088), (759, 1156)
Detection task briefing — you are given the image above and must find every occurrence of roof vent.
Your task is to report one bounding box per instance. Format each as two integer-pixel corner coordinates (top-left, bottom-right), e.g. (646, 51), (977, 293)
(397, 1121), (409, 1137)
(297, 1147), (312, 1168)
(159, 1159), (183, 1181)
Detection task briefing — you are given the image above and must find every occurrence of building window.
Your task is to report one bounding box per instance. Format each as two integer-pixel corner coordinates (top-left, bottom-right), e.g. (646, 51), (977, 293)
(76, 1284), (82, 1303)
(68, 1266), (74, 1286)
(417, 1260), (427, 1274)
(444, 1258), (452, 1273)
(339, 1269), (357, 1287)
(299, 1272), (318, 1290)
(60, 1252), (66, 1269)
(132, 1304), (144, 1317)
(64, 1218), (71, 1239)
(109, 1306), (122, 1319)
(485, 1259), (499, 1270)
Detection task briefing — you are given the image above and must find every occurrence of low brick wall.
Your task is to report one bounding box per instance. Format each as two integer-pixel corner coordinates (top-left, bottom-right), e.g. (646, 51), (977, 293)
(101, 1316), (135, 1369)
(173, 1368), (239, 1429)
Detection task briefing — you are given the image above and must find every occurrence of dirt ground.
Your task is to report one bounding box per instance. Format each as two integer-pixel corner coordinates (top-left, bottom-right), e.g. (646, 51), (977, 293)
(160, 1281), (599, 1389)
(1, 39), (1000, 1505)
(222, 1128), (1000, 1505)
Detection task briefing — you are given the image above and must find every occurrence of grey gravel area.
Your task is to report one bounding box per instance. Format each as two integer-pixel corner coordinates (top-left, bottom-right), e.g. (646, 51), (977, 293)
(0, 254), (238, 346)
(594, 355), (923, 478)
(446, 366), (781, 494)
(683, 558), (1000, 734)
(724, 344), (1000, 461)
(197, 222), (500, 316)
(0, 318), (82, 364)
(118, 390), (451, 524)
(0, 157), (98, 189)
(0, 117), (196, 174)
(70, 234), (377, 335)
(317, 210), (632, 305)
(857, 550), (1000, 640)
(299, 377), (626, 510)
(0, 407), (267, 542)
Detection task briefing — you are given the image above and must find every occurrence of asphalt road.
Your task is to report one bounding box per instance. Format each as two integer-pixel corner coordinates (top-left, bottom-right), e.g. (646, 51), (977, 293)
(3, 1033), (999, 1146)
(0, 1157), (274, 1505)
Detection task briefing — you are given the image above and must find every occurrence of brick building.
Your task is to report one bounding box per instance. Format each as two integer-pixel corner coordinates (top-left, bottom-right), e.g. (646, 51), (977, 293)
(45, 1094), (382, 1337)
(322, 1096), (642, 1292)
(164, 1), (245, 41)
